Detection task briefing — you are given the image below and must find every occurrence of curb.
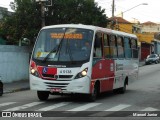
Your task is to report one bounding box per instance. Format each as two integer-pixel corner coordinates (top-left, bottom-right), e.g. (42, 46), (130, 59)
(4, 86), (30, 94)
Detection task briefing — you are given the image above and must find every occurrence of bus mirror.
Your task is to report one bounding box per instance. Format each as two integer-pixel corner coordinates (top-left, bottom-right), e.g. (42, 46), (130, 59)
(20, 38), (30, 46)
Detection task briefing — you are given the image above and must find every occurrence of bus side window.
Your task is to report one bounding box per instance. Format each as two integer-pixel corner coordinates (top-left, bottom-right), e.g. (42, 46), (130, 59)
(117, 36), (124, 58)
(109, 35), (117, 58)
(131, 38), (138, 58)
(104, 34), (110, 58)
(94, 33), (102, 58)
(124, 37), (132, 58)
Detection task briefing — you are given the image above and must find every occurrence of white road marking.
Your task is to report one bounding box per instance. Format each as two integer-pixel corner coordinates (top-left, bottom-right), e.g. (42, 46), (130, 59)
(67, 103), (101, 111)
(90, 104), (131, 117)
(0, 102), (17, 107)
(3, 102), (44, 111)
(141, 107), (158, 111)
(36, 102), (71, 111)
(105, 104), (131, 111)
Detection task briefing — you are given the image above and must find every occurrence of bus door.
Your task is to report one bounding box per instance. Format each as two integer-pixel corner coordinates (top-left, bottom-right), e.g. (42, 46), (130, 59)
(103, 33), (115, 91)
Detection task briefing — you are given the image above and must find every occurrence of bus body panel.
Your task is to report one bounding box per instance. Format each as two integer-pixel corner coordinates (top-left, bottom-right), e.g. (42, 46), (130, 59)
(91, 59), (114, 92)
(113, 59), (139, 89)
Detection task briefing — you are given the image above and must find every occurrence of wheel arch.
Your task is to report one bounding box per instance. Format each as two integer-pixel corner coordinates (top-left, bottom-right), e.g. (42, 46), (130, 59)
(94, 80), (100, 95)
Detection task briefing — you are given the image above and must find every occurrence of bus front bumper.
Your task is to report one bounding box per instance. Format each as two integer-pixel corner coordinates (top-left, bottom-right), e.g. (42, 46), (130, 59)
(30, 75), (90, 94)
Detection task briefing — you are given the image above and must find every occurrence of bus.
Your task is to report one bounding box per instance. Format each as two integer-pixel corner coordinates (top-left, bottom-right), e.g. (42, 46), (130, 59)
(30, 24), (139, 101)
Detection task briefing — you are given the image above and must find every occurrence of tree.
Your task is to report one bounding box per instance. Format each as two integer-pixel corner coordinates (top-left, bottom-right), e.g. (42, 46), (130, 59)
(45, 0), (108, 27)
(0, 0), (41, 44)
(0, 0), (108, 45)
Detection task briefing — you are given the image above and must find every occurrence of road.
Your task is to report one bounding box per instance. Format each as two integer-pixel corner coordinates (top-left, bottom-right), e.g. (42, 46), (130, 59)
(0, 64), (160, 120)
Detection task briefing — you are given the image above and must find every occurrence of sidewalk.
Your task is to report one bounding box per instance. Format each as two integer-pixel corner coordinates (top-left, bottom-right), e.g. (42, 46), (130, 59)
(139, 61), (145, 67)
(2, 61), (145, 94)
(3, 80), (30, 94)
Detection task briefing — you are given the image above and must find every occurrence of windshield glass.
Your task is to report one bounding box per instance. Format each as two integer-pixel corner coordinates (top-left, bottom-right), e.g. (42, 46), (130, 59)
(33, 28), (93, 62)
(148, 54), (156, 58)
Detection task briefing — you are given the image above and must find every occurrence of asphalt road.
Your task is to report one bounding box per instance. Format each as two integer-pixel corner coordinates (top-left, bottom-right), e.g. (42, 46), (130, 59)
(0, 63), (160, 120)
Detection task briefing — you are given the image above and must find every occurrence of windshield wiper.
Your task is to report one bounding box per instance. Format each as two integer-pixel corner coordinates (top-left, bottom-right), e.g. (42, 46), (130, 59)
(42, 28), (67, 62)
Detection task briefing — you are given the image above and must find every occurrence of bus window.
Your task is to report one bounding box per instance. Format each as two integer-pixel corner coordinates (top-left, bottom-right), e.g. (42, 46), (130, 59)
(124, 37), (132, 58)
(94, 33), (102, 58)
(131, 38), (138, 58)
(104, 34), (110, 58)
(117, 36), (124, 58)
(109, 35), (117, 58)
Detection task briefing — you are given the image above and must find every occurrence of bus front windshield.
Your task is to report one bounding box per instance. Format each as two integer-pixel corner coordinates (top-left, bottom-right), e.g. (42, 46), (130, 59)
(33, 28), (93, 62)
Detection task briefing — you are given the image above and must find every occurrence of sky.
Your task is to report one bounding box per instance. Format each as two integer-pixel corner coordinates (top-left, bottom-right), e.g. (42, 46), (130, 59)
(0, 0), (160, 23)
(95, 0), (160, 23)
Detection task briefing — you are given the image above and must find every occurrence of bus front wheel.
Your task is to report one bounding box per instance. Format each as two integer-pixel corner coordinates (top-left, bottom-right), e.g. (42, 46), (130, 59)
(88, 83), (98, 102)
(37, 91), (49, 101)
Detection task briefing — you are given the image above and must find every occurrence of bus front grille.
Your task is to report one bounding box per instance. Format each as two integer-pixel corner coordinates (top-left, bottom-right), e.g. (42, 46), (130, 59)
(44, 82), (69, 89)
(42, 74), (73, 79)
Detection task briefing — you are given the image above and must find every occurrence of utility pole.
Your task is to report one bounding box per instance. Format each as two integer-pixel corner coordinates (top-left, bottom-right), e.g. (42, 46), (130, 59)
(112, 0), (115, 17)
(111, 0), (115, 29)
(41, 1), (45, 27)
(37, 0), (52, 27)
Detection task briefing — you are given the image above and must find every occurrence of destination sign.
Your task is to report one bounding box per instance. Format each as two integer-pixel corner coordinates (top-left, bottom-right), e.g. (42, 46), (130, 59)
(50, 33), (83, 39)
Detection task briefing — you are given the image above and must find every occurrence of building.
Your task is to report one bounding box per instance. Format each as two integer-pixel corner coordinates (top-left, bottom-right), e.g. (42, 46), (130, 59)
(108, 17), (133, 33)
(141, 21), (160, 33)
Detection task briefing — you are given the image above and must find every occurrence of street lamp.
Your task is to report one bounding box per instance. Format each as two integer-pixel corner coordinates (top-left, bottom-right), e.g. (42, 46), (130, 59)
(121, 3), (148, 18)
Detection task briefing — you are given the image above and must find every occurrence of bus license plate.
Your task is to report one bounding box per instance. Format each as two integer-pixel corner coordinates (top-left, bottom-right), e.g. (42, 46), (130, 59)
(50, 88), (61, 92)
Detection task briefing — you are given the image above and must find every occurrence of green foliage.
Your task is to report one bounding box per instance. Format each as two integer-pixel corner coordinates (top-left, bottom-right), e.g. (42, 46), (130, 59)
(45, 0), (108, 27)
(0, 0), (41, 44)
(0, 0), (108, 45)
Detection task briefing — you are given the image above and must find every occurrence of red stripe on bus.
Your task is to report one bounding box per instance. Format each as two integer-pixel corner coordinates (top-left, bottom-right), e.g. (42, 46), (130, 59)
(91, 59), (115, 93)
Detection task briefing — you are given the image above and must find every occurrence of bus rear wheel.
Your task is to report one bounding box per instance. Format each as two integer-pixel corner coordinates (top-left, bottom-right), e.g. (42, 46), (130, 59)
(37, 91), (49, 101)
(118, 81), (127, 94)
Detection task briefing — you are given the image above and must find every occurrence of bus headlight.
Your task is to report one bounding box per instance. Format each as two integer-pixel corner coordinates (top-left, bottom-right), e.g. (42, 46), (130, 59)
(31, 69), (36, 74)
(75, 68), (88, 79)
(30, 60), (40, 77)
(30, 68), (39, 77)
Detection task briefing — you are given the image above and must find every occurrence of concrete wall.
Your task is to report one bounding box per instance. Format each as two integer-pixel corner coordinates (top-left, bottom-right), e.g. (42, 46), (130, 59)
(0, 45), (31, 83)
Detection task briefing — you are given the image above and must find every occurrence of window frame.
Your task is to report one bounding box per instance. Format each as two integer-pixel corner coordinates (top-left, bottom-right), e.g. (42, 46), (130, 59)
(117, 36), (125, 59)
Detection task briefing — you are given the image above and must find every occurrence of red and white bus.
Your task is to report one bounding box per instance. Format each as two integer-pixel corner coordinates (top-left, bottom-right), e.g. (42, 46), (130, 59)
(30, 24), (139, 101)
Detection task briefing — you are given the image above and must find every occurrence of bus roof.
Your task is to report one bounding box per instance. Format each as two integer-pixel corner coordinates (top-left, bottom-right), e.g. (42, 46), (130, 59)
(42, 24), (137, 38)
